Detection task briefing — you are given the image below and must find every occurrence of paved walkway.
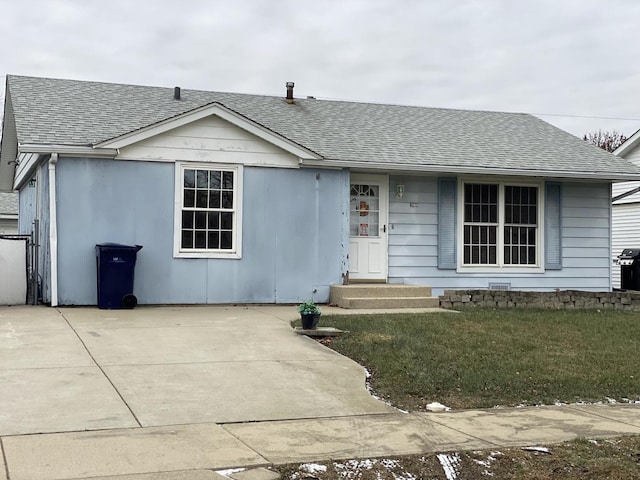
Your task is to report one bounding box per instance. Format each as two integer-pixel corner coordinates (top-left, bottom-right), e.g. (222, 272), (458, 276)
(1, 305), (639, 479)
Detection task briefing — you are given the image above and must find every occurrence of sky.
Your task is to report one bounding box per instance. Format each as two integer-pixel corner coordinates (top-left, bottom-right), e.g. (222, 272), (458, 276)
(1, 0), (640, 138)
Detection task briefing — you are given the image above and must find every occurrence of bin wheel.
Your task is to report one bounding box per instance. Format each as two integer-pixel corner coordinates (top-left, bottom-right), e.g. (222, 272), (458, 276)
(121, 294), (138, 309)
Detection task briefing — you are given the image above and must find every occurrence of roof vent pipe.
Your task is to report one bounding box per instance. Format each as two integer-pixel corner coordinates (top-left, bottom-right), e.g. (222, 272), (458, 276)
(286, 82), (294, 104)
(174, 86), (181, 100)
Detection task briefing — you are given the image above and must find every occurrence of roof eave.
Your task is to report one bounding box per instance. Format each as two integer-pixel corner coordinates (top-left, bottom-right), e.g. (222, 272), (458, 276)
(301, 158), (640, 181)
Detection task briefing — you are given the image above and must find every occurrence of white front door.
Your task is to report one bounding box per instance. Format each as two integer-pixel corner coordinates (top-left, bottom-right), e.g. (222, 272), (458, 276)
(349, 174), (388, 281)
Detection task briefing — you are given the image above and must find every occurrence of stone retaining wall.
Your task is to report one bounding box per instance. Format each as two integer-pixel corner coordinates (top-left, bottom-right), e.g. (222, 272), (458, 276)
(439, 289), (640, 310)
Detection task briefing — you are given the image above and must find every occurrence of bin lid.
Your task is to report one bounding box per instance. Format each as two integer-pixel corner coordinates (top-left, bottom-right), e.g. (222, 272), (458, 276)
(96, 243), (143, 252)
(618, 248), (640, 259)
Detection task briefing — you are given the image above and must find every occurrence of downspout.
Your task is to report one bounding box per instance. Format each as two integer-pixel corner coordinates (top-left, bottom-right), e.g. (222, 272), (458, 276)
(48, 153), (59, 306)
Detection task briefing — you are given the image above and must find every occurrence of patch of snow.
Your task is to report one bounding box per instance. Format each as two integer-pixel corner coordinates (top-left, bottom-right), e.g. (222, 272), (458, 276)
(606, 397), (617, 404)
(472, 451), (502, 477)
(215, 468), (246, 478)
(426, 402), (451, 412)
(300, 463), (327, 474)
(437, 453), (461, 480)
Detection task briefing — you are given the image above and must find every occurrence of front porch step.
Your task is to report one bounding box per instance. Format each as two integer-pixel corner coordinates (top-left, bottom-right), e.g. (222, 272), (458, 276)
(341, 296), (440, 309)
(330, 284), (438, 309)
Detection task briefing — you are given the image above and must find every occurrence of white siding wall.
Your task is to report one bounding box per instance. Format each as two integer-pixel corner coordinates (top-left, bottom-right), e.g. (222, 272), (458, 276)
(388, 176), (613, 295)
(612, 142), (640, 288)
(611, 203), (640, 288)
(116, 115), (300, 167)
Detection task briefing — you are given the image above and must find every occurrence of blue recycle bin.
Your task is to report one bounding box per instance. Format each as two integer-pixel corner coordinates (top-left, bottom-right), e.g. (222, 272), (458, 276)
(95, 243), (143, 309)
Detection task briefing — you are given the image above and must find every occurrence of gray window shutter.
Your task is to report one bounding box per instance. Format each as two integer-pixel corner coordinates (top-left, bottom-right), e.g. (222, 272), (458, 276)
(438, 178), (457, 269)
(545, 182), (562, 270)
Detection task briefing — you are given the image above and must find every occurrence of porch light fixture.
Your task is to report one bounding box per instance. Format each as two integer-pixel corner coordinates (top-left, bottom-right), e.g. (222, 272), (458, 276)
(396, 184), (405, 199)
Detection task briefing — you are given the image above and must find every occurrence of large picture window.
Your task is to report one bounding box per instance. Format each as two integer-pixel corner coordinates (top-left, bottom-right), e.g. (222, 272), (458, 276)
(461, 181), (539, 268)
(174, 163), (243, 258)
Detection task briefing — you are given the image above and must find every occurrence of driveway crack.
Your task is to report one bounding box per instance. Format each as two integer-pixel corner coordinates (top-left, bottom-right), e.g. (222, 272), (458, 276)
(56, 308), (143, 428)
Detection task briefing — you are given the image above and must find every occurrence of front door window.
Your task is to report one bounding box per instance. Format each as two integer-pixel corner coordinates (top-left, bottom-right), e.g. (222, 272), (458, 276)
(350, 184), (380, 237)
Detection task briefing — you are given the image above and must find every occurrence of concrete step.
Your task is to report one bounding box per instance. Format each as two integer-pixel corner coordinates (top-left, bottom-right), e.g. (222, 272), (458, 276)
(330, 284), (432, 302)
(341, 296), (440, 309)
(330, 285), (439, 309)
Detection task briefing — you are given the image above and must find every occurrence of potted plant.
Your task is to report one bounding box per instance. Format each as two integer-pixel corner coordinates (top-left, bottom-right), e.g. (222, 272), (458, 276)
(297, 300), (321, 330)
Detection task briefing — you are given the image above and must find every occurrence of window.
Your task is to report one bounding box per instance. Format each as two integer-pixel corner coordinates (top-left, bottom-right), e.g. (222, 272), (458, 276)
(174, 163), (242, 258)
(461, 181), (540, 268)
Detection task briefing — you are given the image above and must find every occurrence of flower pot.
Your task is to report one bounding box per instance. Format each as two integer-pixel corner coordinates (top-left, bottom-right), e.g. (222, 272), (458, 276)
(301, 313), (321, 330)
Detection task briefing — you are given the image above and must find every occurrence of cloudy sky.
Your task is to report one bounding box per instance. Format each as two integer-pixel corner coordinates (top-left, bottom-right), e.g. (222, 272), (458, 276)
(2, 0), (639, 138)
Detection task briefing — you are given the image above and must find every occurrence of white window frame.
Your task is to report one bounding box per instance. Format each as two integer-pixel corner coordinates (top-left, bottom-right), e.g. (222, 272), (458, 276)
(173, 162), (243, 259)
(457, 178), (544, 273)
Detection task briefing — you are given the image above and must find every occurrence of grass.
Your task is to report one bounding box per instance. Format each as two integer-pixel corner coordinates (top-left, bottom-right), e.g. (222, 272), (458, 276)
(276, 436), (640, 479)
(309, 308), (640, 410)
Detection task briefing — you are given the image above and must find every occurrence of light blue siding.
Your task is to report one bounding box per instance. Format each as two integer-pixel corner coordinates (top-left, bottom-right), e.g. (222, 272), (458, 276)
(55, 158), (348, 305)
(389, 175), (612, 295)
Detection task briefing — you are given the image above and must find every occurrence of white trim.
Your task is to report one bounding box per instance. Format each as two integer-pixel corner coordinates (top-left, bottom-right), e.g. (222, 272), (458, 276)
(300, 159), (640, 181)
(96, 103), (321, 161)
(48, 153), (59, 306)
(18, 144), (118, 157)
(173, 162), (243, 259)
(456, 178), (545, 274)
(613, 128), (640, 157)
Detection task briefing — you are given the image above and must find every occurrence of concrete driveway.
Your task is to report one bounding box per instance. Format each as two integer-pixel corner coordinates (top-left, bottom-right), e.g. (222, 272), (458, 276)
(0, 305), (394, 436)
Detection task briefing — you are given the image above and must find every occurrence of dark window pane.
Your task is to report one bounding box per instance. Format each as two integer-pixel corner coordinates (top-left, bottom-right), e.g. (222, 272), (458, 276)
(196, 191), (208, 208)
(221, 212), (233, 229)
(207, 212), (219, 229)
(480, 246), (487, 263)
(222, 171), (234, 189)
(184, 169), (195, 188)
(184, 189), (195, 208)
(489, 204), (497, 223)
(181, 230), (193, 249)
(472, 226), (479, 244)
(528, 228), (536, 244)
(195, 211), (207, 229)
(472, 205), (480, 222)
(210, 171), (221, 190)
(489, 226), (496, 244)
(195, 231), (207, 248)
(489, 185), (498, 203)
(504, 246), (511, 264)
(480, 227), (487, 244)
(464, 225), (470, 243)
(472, 246), (480, 263)
(481, 186), (488, 203)
(209, 191), (221, 208)
(222, 191), (233, 209)
(489, 246), (496, 264)
(472, 185), (481, 203)
(464, 205), (472, 222)
(464, 246), (470, 264)
(221, 231), (233, 249)
(505, 205), (512, 223)
(529, 207), (537, 225)
(182, 211), (194, 229)
(207, 231), (220, 249)
(528, 246), (536, 264)
(196, 170), (208, 188)
(512, 246), (519, 264)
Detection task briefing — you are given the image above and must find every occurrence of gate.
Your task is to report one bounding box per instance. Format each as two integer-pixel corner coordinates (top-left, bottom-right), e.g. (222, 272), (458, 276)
(0, 221), (39, 305)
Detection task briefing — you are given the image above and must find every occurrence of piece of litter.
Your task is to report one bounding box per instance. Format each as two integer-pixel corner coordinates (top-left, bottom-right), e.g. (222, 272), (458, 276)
(426, 402), (451, 412)
(522, 446), (551, 454)
(300, 463), (327, 473)
(215, 468), (246, 478)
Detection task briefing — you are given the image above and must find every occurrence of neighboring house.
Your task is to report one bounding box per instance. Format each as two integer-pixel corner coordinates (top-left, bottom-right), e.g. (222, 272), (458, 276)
(0, 191), (18, 234)
(612, 130), (640, 288)
(1, 75), (640, 306)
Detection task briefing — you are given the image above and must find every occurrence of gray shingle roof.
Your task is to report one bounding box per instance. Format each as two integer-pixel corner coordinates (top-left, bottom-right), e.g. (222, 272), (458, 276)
(6, 74), (640, 176)
(0, 192), (18, 215)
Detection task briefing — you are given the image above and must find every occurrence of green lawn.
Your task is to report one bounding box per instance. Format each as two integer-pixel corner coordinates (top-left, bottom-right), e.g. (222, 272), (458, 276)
(312, 308), (640, 410)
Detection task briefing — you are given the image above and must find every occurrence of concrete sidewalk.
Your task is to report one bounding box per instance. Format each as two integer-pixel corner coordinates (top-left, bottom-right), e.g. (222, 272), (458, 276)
(2, 305), (640, 479)
(2, 404), (640, 479)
